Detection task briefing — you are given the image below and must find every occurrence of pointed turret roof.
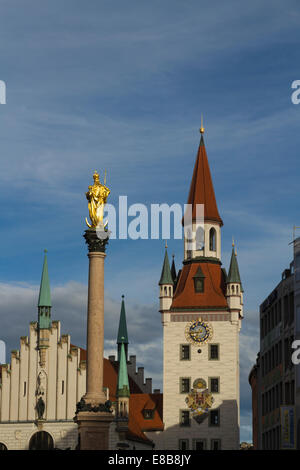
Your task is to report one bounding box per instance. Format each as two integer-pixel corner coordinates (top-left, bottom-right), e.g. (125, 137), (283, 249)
(159, 248), (174, 285)
(171, 255), (177, 283)
(117, 296), (129, 345)
(117, 341), (130, 398)
(227, 247), (242, 284)
(186, 134), (223, 225)
(38, 250), (52, 307)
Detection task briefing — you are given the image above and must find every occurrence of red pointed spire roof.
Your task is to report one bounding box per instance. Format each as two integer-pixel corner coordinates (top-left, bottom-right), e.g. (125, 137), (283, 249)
(186, 134), (223, 226)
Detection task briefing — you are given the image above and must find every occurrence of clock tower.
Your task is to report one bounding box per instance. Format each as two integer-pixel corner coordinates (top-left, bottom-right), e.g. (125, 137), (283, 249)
(159, 128), (243, 450)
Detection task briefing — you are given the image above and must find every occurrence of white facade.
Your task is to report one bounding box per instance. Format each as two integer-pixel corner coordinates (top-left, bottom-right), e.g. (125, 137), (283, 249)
(160, 311), (241, 450)
(0, 320), (151, 450)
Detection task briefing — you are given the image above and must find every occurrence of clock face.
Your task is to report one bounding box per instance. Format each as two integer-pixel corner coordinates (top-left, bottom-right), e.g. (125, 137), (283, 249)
(185, 319), (213, 345)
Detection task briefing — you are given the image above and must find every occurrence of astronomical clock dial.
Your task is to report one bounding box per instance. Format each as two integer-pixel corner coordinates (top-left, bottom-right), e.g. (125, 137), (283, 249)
(185, 318), (213, 345)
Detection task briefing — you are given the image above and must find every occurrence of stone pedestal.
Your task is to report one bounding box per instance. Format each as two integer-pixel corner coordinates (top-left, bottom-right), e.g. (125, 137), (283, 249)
(76, 407), (112, 450)
(75, 229), (113, 449)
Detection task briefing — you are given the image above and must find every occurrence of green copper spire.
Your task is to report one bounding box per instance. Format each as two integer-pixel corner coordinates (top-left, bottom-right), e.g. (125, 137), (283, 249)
(117, 340), (130, 398)
(227, 246), (242, 284)
(38, 250), (52, 329)
(159, 247), (174, 286)
(117, 296), (129, 362)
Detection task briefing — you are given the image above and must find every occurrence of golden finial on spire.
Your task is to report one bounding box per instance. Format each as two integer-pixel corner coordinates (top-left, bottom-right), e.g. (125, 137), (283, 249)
(165, 240), (168, 249)
(200, 114), (205, 134)
(232, 237), (235, 248)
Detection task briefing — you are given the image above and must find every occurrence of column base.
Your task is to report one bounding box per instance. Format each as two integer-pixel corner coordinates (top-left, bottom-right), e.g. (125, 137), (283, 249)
(82, 392), (108, 407)
(75, 411), (113, 450)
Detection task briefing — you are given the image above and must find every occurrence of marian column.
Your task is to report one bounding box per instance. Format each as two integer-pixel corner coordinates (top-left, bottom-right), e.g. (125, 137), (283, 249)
(75, 170), (113, 450)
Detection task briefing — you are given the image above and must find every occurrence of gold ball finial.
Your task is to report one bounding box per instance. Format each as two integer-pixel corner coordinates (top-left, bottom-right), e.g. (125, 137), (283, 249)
(232, 237), (235, 248)
(200, 114), (205, 134)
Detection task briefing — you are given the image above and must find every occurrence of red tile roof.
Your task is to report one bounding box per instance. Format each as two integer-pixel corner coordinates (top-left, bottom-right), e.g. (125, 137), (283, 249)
(72, 345), (163, 444)
(186, 136), (223, 225)
(171, 262), (228, 310)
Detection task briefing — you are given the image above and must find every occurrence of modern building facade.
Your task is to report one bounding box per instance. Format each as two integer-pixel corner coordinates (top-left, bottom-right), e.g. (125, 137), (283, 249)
(249, 236), (300, 449)
(158, 130), (244, 450)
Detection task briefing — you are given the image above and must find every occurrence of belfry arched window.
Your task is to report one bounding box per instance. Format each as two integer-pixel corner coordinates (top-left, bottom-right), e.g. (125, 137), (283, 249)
(196, 227), (205, 250)
(209, 228), (216, 251)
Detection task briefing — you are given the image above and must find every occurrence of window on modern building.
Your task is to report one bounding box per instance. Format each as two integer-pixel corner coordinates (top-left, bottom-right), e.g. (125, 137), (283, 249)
(285, 382), (290, 405)
(180, 344), (190, 361)
(279, 382), (283, 405)
(289, 293), (294, 324)
(291, 380), (295, 404)
(284, 339), (289, 370)
(274, 303), (278, 325)
(180, 378), (191, 394)
(209, 228), (216, 251)
(278, 299), (282, 322)
(209, 409), (220, 426)
(179, 439), (189, 450)
(209, 344), (219, 360)
(193, 439), (206, 450)
(211, 439), (221, 450)
(180, 410), (190, 427)
(279, 341), (282, 364)
(290, 336), (294, 369)
(284, 295), (289, 327)
(209, 377), (219, 393)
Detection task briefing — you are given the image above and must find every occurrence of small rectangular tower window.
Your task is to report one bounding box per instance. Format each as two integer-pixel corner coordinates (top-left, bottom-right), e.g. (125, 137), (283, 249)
(209, 344), (219, 360)
(23, 381), (27, 397)
(62, 380), (65, 395)
(180, 378), (191, 393)
(209, 409), (220, 426)
(180, 410), (190, 427)
(211, 439), (221, 450)
(193, 439), (206, 450)
(180, 344), (190, 360)
(179, 439), (189, 450)
(209, 377), (220, 393)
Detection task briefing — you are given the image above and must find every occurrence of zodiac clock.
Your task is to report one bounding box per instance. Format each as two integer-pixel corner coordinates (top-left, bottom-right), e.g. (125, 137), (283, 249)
(185, 318), (213, 345)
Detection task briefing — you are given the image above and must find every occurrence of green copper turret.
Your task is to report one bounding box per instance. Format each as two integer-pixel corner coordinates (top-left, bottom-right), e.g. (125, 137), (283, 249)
(38, 250), (52, 329)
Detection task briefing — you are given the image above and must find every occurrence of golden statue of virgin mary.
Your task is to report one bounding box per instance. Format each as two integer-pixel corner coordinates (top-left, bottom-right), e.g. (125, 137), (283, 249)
(85, 171), (110, 228)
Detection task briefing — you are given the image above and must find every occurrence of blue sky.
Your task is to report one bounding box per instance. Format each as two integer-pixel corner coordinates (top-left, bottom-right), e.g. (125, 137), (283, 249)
(0, 0), (300, 442)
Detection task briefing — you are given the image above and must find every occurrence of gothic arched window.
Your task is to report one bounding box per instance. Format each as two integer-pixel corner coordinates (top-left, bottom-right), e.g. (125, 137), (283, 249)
(196, 227), (205, 250)
(209, 228), (216, 251)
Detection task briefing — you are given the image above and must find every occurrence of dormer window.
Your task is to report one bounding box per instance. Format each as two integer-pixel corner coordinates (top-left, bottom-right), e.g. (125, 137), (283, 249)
(143, 409), (155, 419)
(193, 266), (205, 293)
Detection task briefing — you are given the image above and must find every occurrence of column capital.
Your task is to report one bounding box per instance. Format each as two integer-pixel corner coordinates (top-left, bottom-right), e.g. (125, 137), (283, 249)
(84, 229), (109, 253)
